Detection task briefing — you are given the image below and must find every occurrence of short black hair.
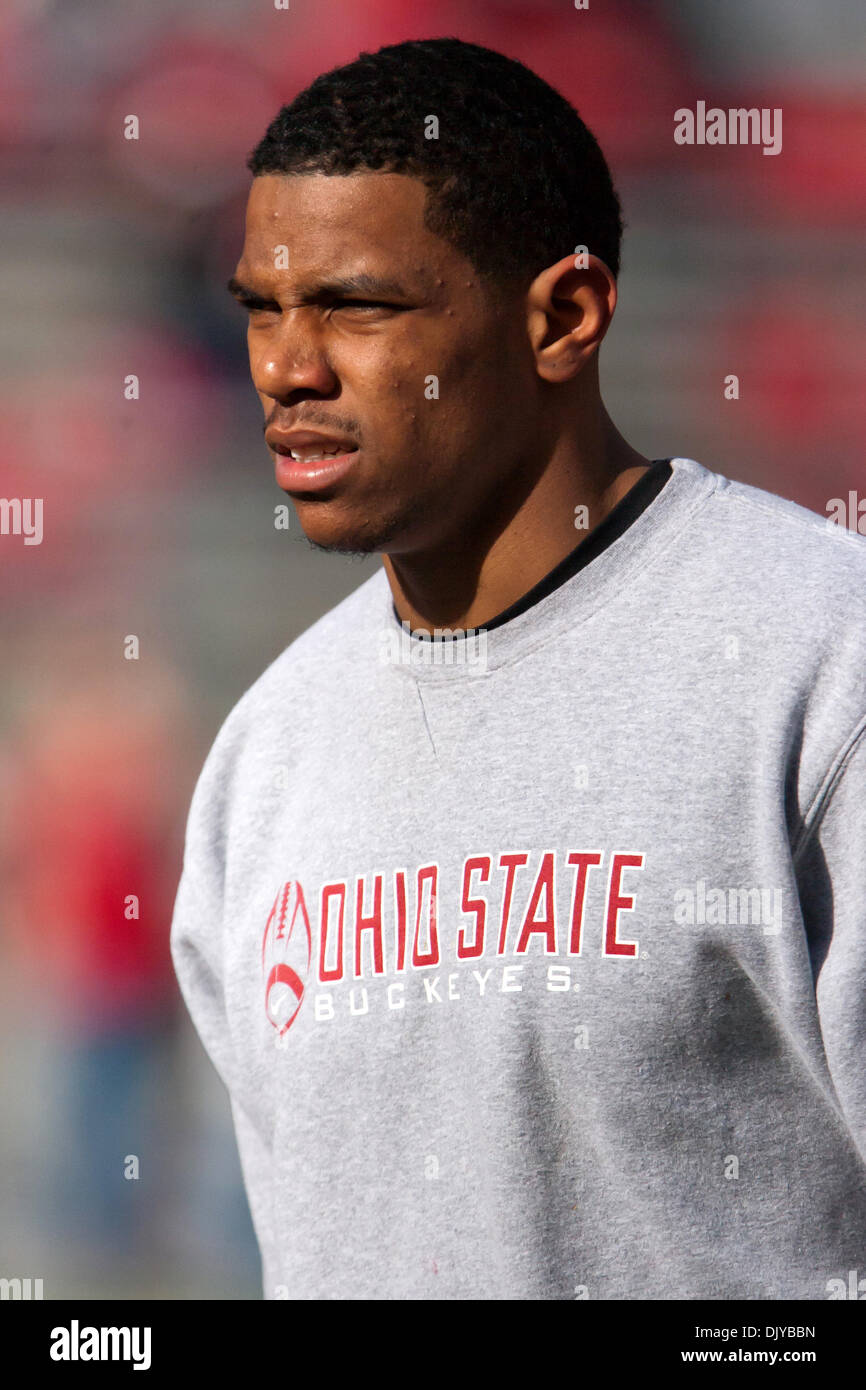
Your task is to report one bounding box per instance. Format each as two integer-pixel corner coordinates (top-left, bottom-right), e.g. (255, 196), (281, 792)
(247, 37), (624, 289)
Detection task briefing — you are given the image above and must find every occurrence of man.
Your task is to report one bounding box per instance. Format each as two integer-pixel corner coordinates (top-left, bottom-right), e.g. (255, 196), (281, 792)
(171, 38), (866, 1300)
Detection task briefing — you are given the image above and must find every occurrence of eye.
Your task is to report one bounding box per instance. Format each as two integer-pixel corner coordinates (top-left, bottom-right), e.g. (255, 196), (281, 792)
(332, 299), (402, 314)
(240, 298), (279, 316)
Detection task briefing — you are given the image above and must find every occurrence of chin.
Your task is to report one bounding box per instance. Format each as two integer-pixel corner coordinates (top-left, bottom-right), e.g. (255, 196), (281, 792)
(303, 532), (383, 557)
(291, 506), (394, 557)
(291, 494), (423, 557)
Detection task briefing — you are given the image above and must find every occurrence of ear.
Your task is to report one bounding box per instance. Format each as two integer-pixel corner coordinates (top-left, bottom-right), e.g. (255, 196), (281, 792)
(525, 253), (617, 383)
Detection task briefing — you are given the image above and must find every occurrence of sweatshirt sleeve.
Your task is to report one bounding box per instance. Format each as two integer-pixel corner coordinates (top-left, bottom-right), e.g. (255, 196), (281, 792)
(230, 1095), (280, 1299)
(170, 718), (281, 1297)
(170, 743), (241, 1101)
(794, 723), (866, 1166)
(170, 854), (238, 1099)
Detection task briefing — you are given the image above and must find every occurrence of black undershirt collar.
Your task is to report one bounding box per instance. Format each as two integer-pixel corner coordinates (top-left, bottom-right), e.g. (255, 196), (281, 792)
(392, 459), (673, 636)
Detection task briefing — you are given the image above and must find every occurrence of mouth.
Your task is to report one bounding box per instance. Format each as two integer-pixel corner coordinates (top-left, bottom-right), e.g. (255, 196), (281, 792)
(281, 444), (353, 463)
(271, 443), (361, 494)
(266, 429), (361, 495)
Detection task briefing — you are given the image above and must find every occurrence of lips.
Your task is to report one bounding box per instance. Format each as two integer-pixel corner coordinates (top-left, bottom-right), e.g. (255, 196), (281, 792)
(266, 427), (359, 463)
(266, 428), (361, 494)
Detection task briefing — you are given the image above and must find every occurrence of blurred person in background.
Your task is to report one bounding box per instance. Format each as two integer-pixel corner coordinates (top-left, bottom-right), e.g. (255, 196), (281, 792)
(2, 649), (185, 1269)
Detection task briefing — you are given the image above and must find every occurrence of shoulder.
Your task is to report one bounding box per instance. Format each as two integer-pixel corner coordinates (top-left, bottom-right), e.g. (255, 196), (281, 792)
(694, 462), (866, 586)
(679, 459), (866, 755)
(675, 459), (866, 629)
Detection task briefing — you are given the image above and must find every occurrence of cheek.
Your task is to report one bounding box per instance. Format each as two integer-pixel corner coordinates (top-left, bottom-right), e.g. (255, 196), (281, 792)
(389, 329), (490, 409)
(431, 345), (507, 446)
(439, 321), (510, 401)
(350, 342), (432, 444)
(347, 323), (512, 460)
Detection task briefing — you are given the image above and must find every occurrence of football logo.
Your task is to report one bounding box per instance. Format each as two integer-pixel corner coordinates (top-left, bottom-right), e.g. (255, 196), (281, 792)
(262, 880), (312, 1036)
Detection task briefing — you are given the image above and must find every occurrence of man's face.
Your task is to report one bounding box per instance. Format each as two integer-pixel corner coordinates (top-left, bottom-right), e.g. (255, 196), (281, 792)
(231, 171), (541, 554)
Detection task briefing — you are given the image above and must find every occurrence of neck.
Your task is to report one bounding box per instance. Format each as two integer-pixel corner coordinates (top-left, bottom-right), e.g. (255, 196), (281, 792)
(383, 403), (651, 633)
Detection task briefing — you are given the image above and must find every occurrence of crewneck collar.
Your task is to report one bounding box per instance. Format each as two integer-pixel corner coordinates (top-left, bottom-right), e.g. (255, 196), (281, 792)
(377, 457), (721, 682)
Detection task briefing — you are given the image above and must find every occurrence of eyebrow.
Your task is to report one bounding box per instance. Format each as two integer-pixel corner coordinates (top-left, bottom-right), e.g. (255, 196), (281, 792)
(227, 272), (415, 304)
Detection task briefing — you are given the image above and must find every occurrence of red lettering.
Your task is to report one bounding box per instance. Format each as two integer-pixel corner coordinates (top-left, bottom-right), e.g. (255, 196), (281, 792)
(319, 882), (346, 981)
(604, 853), (644, 957)
(457, 855), (490, 959)
(393, 869), (408, 972)
(566, 852), (602, 954)
(355, 874), (384, 977)
(497, 852), (529, 954)
(412, 864), (440, 967)
(515, 852), (557, 954)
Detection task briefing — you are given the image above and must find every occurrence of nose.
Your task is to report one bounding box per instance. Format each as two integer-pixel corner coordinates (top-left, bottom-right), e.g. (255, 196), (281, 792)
(250, 309), (338, 401)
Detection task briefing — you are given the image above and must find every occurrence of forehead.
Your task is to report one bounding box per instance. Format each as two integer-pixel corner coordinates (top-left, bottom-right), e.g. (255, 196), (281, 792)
(239, 171), (459, 284)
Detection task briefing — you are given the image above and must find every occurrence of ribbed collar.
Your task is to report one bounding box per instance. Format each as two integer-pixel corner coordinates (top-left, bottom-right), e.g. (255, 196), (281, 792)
(377, 456), (720, 682)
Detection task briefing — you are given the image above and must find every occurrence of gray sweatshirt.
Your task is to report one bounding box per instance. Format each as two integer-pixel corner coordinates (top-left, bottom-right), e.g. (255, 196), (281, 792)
(170, 455), (866, 1300)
